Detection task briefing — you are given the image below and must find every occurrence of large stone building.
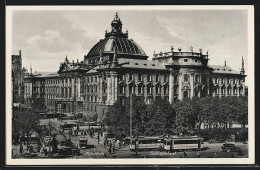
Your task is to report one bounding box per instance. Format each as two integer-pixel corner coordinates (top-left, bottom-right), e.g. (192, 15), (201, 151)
(12, 50), (28, 105)
(22, 13), (246, 121)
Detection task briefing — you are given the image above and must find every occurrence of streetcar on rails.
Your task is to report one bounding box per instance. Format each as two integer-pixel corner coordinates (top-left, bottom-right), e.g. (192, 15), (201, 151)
(163, 136), (204, 151)
(129, 136), (164, 151)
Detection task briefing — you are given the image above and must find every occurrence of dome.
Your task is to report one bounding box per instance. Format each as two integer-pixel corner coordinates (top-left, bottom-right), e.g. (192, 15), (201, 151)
(86, 37), (146, 57)
(85, 13), (147, 60)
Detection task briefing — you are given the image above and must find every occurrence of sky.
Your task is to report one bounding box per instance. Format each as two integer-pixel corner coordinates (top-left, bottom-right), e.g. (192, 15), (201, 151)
(11, 9), (248, 76)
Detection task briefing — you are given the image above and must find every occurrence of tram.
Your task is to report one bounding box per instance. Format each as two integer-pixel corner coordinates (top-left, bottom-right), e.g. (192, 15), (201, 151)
(163, 136), (204, 151)
(129, 136), (164, 151)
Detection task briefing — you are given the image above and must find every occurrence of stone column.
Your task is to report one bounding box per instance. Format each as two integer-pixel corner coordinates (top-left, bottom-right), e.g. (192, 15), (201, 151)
(206, 75), (210, 95)
(178, 73), (183, 100)
(114, 75), (118, 102)
(169, 71), (174, 104)
(99, 76), (103, 103)
(190, 73), (194, 99)
(111, 74), (115, 104)
(106, 74), (111, 105)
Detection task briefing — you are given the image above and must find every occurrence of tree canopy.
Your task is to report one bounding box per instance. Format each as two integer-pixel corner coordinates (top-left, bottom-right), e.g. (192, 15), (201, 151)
(103, 95), (248, 139)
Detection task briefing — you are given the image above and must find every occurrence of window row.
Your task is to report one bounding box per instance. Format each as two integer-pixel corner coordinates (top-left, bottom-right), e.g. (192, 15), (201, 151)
(213, 77), (243, 85)
(119, 85), (169, 95)
(86, 104), (97, 112)
(214, 87), (243, 95)
(119, 74), (169, 82)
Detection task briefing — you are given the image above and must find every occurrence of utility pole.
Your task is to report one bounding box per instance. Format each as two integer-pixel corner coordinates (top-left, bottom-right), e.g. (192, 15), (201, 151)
(130, 93), (133, 138)
(48, 117), (51, 157)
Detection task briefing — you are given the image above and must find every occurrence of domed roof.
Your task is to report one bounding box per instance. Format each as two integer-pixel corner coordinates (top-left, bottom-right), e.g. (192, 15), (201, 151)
(85, 13), (147, 59)
(87, 37), (146, 57)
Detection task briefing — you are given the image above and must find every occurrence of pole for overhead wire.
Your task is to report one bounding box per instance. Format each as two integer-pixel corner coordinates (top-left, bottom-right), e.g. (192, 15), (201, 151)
(130, 93), (133, 138)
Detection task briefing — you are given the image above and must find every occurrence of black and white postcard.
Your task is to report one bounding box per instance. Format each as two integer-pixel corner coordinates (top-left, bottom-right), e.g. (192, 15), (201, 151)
(6, 5), (255, 165)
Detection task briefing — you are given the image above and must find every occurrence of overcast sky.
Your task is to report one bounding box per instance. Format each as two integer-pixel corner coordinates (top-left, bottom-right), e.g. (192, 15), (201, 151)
(11, 10), (248, 75)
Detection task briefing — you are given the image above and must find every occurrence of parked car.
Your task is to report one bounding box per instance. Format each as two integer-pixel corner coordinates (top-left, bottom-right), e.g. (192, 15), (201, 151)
(221, 143), (241, 152)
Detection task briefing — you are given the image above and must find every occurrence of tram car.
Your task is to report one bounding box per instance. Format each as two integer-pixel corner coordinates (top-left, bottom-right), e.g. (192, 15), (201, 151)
(163, 136), (204, 151)
(129, 136), (164, 151)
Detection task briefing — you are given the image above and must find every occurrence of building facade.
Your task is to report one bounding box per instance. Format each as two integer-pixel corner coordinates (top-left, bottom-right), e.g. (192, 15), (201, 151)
(22, 13), (246, 121)
(12, 50), (28, 104)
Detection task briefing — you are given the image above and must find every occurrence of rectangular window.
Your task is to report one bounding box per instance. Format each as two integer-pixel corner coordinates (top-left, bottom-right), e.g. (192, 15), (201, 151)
(129, 73), (133, 81)
(147, 74), (152, 82)
(234, 88), (237, 95)
(164, 86), (168, 94)
(164, 75), (168, 82)
(138, 74), (142, 81)
(222, 88), (225, 95)
(156, 85), (160, 94)
(138, 85), (142, 94)
(156, 74), (160, 82)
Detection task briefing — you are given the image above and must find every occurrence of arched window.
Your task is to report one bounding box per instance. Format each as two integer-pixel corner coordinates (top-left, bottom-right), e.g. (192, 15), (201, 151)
(183, 91), (188, 98)
(184, 74), (190, 82)
(195, 75), (200, 83)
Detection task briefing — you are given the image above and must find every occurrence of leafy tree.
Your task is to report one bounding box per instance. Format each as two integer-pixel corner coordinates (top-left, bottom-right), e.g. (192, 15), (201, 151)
(145, 98), (176, 136)
(173, 98), (199, 135)
(104, 95), (147, 140)
(236, 96), (248, 128)
(12, 107), (40, 147)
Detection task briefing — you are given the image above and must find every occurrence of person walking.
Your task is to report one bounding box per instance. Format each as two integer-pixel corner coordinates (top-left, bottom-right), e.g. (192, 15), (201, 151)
(19, 143), (23, 155)
(112, 140), (116, 152)
(108, 141), (112, 154)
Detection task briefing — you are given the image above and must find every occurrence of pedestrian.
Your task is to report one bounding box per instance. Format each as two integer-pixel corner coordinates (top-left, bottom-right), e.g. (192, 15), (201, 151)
(231, 153), (235, 158)
(44, 147), (47, 156)
(19, 143), (23, 155)
(119, 140), (121, 149)
(112, 140), (116, 152)
(104, 138), (107, 146)
(197, 152), (200, 158)
(109, 141), (112, 154)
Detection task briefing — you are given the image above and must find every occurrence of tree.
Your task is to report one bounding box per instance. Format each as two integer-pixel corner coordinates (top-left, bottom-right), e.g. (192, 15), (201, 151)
(104, 95), (147, 140)
(145, 98), (176, 136)
(12, 107), (40, 147)
(236, 96), (248, 128)
(173, 98), (200, 135)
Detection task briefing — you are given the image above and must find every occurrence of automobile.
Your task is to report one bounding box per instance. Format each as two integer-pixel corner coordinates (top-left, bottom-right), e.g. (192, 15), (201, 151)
(221, 143), (241, 152)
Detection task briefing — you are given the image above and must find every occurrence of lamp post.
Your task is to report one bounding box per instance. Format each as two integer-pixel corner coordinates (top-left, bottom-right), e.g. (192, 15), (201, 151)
(48, 117), (51, 157)
(130, 93), (133, 138)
